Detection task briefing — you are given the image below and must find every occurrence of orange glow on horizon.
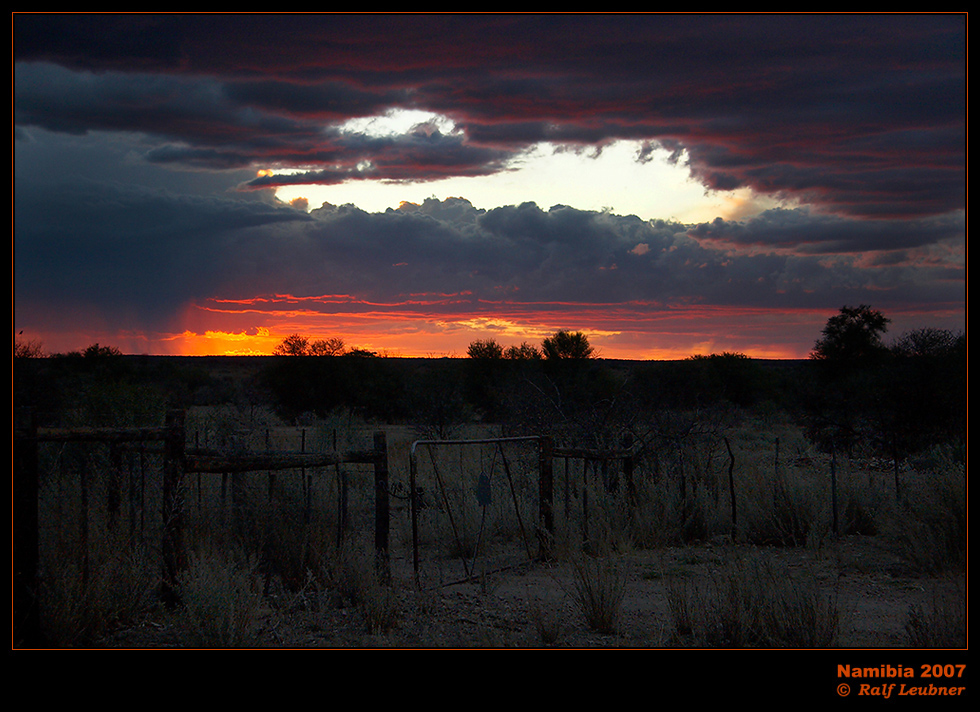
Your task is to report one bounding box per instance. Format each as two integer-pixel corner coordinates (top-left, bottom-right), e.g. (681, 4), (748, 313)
(160, 330), (807, 360)
(29, 296), (871, 360)
(164, 328), (281, 356)
(154, 305), (818, 360)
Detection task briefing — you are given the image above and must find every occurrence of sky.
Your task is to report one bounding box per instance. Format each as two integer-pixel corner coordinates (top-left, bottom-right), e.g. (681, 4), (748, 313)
(13, 13), (966, 360)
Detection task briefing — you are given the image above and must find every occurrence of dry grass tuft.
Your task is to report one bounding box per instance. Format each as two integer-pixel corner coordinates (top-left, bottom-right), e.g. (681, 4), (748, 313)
(904, 584), (966, 648)
(666, 553), (840, 648)
(176, 546), (263, 647)
(565, 552), (627, 634)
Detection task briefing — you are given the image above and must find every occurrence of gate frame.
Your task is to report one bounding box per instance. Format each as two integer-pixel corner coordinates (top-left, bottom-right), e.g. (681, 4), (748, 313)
(408, 435), (552, 585)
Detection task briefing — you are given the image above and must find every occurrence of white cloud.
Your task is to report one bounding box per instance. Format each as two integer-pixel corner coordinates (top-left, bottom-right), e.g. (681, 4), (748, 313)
(272, 138), (781, 225)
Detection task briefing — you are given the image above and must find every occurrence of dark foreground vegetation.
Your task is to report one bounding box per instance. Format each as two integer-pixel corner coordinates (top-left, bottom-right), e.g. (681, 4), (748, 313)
(12, 312), (967, 648)
(15, 326), (966, 466)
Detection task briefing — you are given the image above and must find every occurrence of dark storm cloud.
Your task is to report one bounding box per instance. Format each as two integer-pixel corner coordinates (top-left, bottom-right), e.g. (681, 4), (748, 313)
(13, 60), (519, 183)
(14, 174), (311, 321)
(14, 62), (330, 167)
(14, 13), (965, 221)
(14, 175), (931, 316)
(243, 122), (520, 187)
(224, 198), (960, 312)
(688, 207), (966, 254)
(221, 80), (408, 121)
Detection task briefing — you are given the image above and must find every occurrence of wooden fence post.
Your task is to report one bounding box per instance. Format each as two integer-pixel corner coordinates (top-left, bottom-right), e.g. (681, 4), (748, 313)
(13, 409), (41, 646)
(373, 431), (390, 581)
(161, 409), (186, 606)
(334, 429), (348, 546)
(537, 436), (554, 559)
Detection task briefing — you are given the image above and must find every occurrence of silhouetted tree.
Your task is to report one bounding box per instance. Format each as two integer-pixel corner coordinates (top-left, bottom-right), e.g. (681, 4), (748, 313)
(344, 347), (379, 358)
(504, 342), (541, 360)
(810, 305), (890, 363)
(799, 306), (891, 455)
(260, 349), (403, 421)
(273, 333), (347, 356)
(685, 351), (765, 407)
(410, 361), (473, 439)
(467, 338), (504, 359)
(890, 327), (963, 359)
(308, 337), (346, 356)
(83, 343), (123, 358)
(541, 330), (595, 360)
(14, 337), (44, 358)
(875, 327), (967, 457)
(273, 333), (310, 356)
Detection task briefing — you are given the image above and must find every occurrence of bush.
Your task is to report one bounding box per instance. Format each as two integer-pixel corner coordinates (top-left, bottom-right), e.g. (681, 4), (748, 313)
(904, 586), (966, 648)
(565, 553), (626, 634)
(667, 554), (840, 647)
(40, 545), (157, 646)
(541, 330), (595, 360)
(889, 465), (967, 574)
(327, 542), (398, 635)
(176, 547), (263, 647)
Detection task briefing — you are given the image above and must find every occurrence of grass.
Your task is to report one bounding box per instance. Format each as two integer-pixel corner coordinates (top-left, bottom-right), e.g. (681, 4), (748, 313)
(23, 403), (965, 648)
(39, 544), (157, 647)
(666, 553), (840, 648)
(327, 540), (399, 635)
(176, 546), (263, 647)
(888, 458), (967, 575)
(527, 596), (563, 645)
(565, 551), (627, 634)
(904, 584), (967, 648)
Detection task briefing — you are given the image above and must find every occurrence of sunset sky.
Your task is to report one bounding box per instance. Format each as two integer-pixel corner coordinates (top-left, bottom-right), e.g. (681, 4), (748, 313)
(13, 14), (966, 359)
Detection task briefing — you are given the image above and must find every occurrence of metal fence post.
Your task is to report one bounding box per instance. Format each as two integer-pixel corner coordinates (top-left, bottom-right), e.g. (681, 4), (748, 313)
(537, 435), (554, 559)
(373, 430), (390, 581)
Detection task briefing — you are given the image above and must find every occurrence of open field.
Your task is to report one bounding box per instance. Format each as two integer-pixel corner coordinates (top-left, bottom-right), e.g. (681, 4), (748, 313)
(14, 354), (967, 649)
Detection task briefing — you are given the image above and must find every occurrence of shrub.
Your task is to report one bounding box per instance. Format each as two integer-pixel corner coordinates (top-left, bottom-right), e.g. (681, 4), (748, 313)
(668, 554), (840, 647)
(176, 547), (263, 647)
(528, 597), (563, 645)
(566, 553), (626, 634)
(541, 330), (595, 360)
(327, 542), (398, 635)
(40, 545), (157, 646)
(467, 338), (504, 359)
(883, 459), (966, 574)
(904, 586), (966, 648)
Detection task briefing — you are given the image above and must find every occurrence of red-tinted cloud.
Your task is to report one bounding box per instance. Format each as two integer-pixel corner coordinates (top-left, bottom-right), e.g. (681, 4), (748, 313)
(14, 14), (965, 219)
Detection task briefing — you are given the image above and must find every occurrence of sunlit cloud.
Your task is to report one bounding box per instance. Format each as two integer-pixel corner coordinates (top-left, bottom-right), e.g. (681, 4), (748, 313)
(165, 327), (280, 356)
(271, 137), (778, 225)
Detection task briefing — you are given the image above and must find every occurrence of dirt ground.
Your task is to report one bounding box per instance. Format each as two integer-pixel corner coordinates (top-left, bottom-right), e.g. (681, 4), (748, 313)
(101, 534), (965, 649)
(61, 423), (965, 650)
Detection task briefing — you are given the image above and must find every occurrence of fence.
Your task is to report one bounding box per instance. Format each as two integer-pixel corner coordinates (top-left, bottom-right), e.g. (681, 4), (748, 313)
(14, 409), (639, 644)
(408, 436), (550, 585)
(406, 435), (639, 586)
(551, 439), (638, 546)
(13, 409), (390, 646)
